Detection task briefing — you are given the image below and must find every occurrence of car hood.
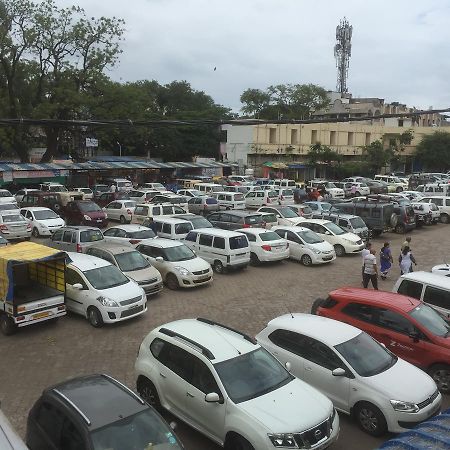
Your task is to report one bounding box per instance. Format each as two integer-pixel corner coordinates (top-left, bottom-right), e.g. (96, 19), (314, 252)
(309, 241), (334, 252)
(97, 279), (143, 300)
(84, 210), (107, 219)
(340, 232), (361, 243)
(171, 256), (211, 272)
(238, 379), (332, 432)
(286, 217), (306, 225)
(124, 265), (162, 282)
(366, 358), (437, 402)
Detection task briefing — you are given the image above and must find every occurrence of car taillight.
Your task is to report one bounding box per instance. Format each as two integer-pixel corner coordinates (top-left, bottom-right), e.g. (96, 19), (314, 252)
(262, 244), (271, 251)
(0, 224), (8, 231)
(76, 244), (82, 253)
(27, 223), (32, 230)
(129, 239), (140, 244)
(243, 224), (250, 228)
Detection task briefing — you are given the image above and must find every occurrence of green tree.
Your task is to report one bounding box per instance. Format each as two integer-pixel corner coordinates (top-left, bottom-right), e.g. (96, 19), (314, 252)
(415, 131), (450, 171)
(239, 88), (270, 118)
(361, 140), (395, 173)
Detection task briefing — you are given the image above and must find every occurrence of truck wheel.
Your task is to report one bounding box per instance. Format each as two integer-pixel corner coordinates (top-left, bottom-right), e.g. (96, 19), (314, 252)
(0, 315), (17, 336)
(87, 307), (103, 328)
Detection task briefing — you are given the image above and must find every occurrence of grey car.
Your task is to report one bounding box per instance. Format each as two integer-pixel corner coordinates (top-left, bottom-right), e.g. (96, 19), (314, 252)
(0, 212), (31, 240)
(187, 196), (219, 215)
(86, 244), (163, 296)
(46, 226), (105, 252)
(206, 211), (266, 230)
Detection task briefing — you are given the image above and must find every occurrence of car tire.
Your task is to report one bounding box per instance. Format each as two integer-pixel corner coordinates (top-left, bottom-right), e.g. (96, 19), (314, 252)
(441, 213), (449, 224)
(165, 273), (179, 290)
(424, 216), (432, 225)
(32, 227), (40, 238)
(396, 186), (403, 192)
(355, 191), (361, 196)
(225, 434), (255, 450)
(334, 244), (346, 257)
(137, 377), (162, 410)
(0, 314), (17, 336)
(394, 223), (405, 234)
(213, 260), (225, 274)
(355, 402), (388, 437)
(301, 254), (313, 266)
(120, 215), (126, 224)
(250, 253), (260, 266)
(87, 307), (103, 328)
(428, 364), (450, 394)
(310, 298), (325, 314)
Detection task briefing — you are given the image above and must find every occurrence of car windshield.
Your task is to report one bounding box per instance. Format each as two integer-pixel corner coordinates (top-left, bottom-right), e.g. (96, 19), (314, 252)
(0, 191), (12, 197)
(277, 207), (298, 218)
(260, 213), (277, 223)
(129, 229), (156, 239)
(206, 198), (218, 204)
(409, 304), (450, 337)
(50, 186), (68, 192)
(215, 348), (293, 403)
(78, 202), (102, 213)
(229, 235), (249, 249)
(34, 210), (59, 220)
(320, 203), (333, 211)
(188, 217), (213, 228)
(115, 251), (150, 272)
(350, 217), (366, 229)
(245, 215), (264, 225)
(91, 408), (183, 450)
(175, 223), (193, 234)
(259, 231), (282, 242)
(190, 190), (203, 197)
(2, 214), (24, 223)
(335, 332), (397, 377)
(298, 229), (323, 244)
(162, 244), (195, 262)
(326, 182), (337, 188)
(83, 264), (129, 290)
(80, 229), (104, 243)
(325, 222), (346, 235)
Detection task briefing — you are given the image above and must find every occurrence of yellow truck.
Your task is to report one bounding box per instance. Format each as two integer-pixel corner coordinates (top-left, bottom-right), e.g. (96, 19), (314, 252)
(0, 242), (66, 335)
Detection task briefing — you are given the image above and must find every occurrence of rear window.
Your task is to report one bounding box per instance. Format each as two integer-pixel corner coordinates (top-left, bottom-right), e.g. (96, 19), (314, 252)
(259, 231), (282, 242)
(175, 223), (193, 234)
(234, 194), (244, 201)
(244, 215), (264, 225)
(0, 191), (12, 197)
(80, 229), (104, 243)
(229, 235), (249, 250)
(268, 191), (279, 198)
(261, 213), (277, 223)
(2, 214), (24, 223)
(206, 198), (218, 204)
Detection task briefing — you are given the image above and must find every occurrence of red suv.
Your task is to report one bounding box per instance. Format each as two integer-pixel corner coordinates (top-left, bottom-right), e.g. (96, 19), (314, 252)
(64, 200), (108, 228)
(313, 288), (450, 393)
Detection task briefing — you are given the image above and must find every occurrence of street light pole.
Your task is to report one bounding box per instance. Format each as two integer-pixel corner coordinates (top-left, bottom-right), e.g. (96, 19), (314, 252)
(116, 141), (122, 157)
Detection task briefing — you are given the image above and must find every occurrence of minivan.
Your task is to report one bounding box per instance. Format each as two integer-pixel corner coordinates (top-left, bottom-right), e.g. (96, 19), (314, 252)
(393, 271), (450, 317)
(195, 183), (223, 195)
(212, 191), (246, 210)
(416, 183), (450, 197)
(184, 228), (250, 273)
(132, 203), (186, 224)
(153, 217), (194, 240)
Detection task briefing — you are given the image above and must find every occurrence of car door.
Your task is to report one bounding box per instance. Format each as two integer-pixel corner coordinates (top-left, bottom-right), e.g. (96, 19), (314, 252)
(138, 244), (167, 277)
(65, 267), (90, 315)
(198, 233), (213, 261)
(285, 230), (305, 261)
(245, 191), (256, 207)
(105, 202), (119, 220)
(59, 230), (75, 252)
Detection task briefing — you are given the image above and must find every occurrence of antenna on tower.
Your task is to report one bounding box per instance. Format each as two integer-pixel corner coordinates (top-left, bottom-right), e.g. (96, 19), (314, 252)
(334, 17), (352, 94)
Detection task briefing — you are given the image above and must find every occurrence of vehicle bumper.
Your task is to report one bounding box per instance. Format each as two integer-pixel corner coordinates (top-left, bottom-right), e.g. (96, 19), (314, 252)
(258, 249), (290, 262)
(312, 253), (336, 264)
(404, 222), (416, 232)
(83, 218), (108, 227)
(344, 243), (365, 253)
(15, 306), (66, 327)
(0, 230), (31, 240)
(177, 272), (213, 288)
(101, 300), (147, 323)
(141, 281), (164, 296)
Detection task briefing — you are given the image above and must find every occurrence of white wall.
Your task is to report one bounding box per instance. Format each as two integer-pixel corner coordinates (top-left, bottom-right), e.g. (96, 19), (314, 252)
(224, 125), (254, 165)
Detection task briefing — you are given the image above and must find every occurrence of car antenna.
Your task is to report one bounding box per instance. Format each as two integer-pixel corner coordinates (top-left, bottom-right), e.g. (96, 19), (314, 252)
(286, 306), (294, 319)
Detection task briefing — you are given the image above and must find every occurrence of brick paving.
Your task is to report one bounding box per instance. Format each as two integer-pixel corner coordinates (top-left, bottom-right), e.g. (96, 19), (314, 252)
(0, 223), (449, 449)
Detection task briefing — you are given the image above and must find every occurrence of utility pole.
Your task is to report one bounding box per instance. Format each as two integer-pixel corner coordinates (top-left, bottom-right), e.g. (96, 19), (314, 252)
(116, 141), (122, 157)
(334, 17), (353, 94)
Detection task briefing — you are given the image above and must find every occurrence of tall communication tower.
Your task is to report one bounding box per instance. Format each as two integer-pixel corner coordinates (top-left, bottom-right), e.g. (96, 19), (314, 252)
(334, 17), (352, 93)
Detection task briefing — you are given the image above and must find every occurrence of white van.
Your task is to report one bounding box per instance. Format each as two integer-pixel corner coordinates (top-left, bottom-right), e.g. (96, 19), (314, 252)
(271, 179), (296, 188)
(108, 178), (133, 192)
(213, 191), (246, 210)
(184, 228), (250, 273)
(153, 217), (193, 240)
(245, 189), (279, 208)
(196, 183), (223, 195)
(416, 183), (450, 197)
(393, 271), (450, 317)
(132, 203), (186, 224)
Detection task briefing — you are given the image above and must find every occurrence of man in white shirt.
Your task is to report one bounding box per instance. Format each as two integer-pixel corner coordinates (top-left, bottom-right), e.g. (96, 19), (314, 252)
(361, 242), (372, 282)
(363, 248), (378, 290)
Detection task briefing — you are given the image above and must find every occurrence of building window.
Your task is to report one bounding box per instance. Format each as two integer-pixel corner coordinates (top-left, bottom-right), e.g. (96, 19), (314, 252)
(398, 119), (404, 127)
(330, 131), (337, 146)
(269, 128), (277, 144)
(311, 130), (318, 144)
(347, 132), (354, 146)
(365, 133), (371, 146)
(291, 129), (298, 144)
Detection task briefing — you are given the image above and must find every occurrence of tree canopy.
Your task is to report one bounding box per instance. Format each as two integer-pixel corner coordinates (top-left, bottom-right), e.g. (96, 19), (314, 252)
(415, 131), (450, 171)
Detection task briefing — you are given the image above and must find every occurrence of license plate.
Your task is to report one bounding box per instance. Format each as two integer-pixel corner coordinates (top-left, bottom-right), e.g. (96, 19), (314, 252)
(96, 219), (102, 222)
(197, 276), (210, 282)
(33, 311), (51, 320)
(128, 304), (140, 310)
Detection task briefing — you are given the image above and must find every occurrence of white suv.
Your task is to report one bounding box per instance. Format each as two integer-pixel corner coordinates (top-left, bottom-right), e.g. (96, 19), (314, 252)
(135, 318), (339, 450)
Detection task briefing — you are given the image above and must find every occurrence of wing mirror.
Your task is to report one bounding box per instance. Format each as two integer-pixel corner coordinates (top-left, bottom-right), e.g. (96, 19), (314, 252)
(72, 283), (83, 290)
(332, 368), (346, 377)
(409, 331), (420, 342)
(205, 392), (221, 403)
(155, 256), (164, 262)
(285, 362), (292, 372)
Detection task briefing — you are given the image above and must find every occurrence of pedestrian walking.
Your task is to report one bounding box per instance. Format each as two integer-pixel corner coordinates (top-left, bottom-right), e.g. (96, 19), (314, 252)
(399, 246), (417, 275)
(380, 242), (393, 280)
(361, 242), (372, 282)
(401, 236), (412, 252)
(363, 248), (378, 290)
(146, 217), (157, 233)
(350, 184), (357, 197)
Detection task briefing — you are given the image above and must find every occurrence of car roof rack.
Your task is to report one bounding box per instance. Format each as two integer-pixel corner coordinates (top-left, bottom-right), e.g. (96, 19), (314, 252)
(101, 374), (145, 405)
(197, 318), (257, 344)
(159, 327), (215, 359)
(52, 389), (92, 426)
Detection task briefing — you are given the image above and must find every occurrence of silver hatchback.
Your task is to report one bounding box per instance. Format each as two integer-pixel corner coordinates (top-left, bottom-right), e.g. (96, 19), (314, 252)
(0, 212), (31, 240)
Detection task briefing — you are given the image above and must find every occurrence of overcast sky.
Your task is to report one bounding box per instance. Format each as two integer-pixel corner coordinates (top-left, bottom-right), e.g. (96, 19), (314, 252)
(55, 0), (450, 112)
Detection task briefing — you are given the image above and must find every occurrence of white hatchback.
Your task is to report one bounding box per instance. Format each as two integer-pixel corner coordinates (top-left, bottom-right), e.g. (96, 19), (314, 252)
(0, 190), (16, 205)
(20, 207), (65, 237)
(236, 227), (289, 264)
(103, 224), (156, 247)
(256, 314), (441, 436)
(272, 225), (336, 265)
(103, 200), (136, 223)
(65, 252), (147, 327)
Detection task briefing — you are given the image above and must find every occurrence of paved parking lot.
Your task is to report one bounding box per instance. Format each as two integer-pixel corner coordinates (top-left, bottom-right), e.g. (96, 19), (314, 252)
(0, 223), (449, 449)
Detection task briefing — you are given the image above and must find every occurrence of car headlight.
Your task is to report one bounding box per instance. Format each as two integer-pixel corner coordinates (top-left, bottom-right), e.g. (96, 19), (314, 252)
(268, 433), (297, 448)
(390, 399), (419, 413)
(83, 214), (92, 221)
(104, 213), (108, 219)
(96, 296), (119, 307)
(343, 238), (355, 244)
(174, 266), (190, 276)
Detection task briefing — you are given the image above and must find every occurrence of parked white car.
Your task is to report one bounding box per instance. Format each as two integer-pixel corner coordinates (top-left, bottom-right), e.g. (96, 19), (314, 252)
(103, 224), (156, 247)
(257, 205), (303, 225)
(212, 191), (245, 210)
(411, 202), (440, 225)
(272, 188), (295, 205)
(236, 227), (289, 264)
(432, 264), (450, 277)
(256, 313), (441, 436)
(141, 182), (168, 192)
(20, 207), (65, 237)
(0, 190), (17, 205)
(103, 200), (136, 223)
(65, 252), (147, 327)
(135, 318), (339, 450)
(72, 187), (93, 200)
(418, 196), (450, 223)
(272, 225), (336, 265)
(296, 218), (364, 256)
(0, 211), (31, 240)
(374, 175), (407, 192)
(176, 189), (203, 198)
(128, 189), (159, 204)
(245, 190), (279, 208)
(136, 238), (213, 289)
(151, 193), (189, 211)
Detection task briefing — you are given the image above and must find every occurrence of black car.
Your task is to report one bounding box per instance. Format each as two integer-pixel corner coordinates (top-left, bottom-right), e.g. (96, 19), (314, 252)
(26, 374), (184, 450)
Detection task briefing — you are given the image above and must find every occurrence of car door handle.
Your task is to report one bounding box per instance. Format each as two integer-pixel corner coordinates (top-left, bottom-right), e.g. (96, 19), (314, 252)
(272, 351), (279, 356)
(159, 372), (167, 378)
(305, 366), (312, 371)
(186, 392), (194, 398)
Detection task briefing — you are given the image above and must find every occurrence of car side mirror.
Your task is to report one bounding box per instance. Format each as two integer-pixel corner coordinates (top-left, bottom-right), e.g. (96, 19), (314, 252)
(205, 392), (221, 403)
(285, 362), (292, 372)
(155, 256), (164, 262)
(409, 331), (420, 342)
(332, 368), (346, 377)
(72, 283), (83, 290)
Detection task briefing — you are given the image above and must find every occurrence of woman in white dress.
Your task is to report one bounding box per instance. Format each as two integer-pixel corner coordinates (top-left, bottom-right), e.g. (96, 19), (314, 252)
(399, 246), (417, 275)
